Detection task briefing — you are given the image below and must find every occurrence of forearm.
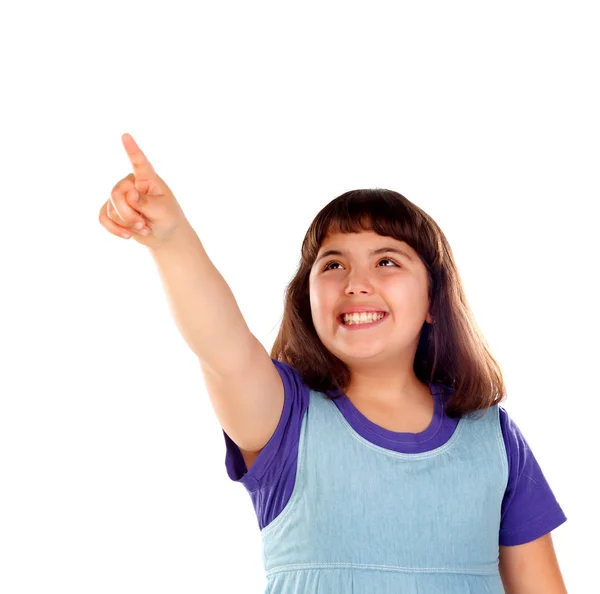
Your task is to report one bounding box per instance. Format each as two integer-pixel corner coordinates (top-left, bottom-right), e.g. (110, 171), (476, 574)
(148, 224), (256, 373)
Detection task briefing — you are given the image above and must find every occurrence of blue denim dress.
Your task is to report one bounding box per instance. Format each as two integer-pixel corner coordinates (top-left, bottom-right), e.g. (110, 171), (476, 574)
(260, 388), (508, 593)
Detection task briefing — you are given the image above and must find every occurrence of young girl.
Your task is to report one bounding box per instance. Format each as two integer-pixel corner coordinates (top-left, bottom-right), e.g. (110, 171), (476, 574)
(101, 134), (568, 593)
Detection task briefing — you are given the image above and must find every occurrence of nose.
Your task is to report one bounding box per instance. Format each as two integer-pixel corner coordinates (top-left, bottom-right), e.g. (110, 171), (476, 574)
(346, 283), (373, 295)
(344, 266), (375, 295)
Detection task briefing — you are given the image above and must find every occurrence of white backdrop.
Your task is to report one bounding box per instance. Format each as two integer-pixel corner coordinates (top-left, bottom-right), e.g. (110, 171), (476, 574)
(0, 1), (596, 592)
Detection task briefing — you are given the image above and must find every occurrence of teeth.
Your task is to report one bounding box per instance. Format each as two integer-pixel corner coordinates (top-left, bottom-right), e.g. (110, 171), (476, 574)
(342, 312), (385, 325)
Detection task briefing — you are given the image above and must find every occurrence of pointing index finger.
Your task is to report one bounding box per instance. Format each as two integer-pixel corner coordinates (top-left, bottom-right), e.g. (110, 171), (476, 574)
(121, 133), (157, 181)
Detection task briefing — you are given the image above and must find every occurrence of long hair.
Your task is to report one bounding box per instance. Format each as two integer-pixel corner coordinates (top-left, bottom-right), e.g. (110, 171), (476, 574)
(270, 189), (506, 418)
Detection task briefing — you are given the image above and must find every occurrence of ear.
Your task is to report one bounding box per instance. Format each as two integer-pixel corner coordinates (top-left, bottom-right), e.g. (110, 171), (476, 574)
(425, 312), (434, 324)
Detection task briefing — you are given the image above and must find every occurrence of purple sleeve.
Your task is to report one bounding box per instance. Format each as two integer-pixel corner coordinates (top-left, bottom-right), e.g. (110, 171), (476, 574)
(498, 406), (567, 545)
(222, 358), (309, 530)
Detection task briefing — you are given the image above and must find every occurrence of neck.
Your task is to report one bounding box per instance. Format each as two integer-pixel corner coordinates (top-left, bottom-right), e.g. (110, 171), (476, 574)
(344, 368), (430, 408)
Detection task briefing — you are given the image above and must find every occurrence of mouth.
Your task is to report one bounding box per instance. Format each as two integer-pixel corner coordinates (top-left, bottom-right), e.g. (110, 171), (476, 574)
(337, 312), (389, 328)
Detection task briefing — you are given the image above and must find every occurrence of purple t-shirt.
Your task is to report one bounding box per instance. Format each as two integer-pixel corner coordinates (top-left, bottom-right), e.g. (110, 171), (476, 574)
(223, 359), (567, 546)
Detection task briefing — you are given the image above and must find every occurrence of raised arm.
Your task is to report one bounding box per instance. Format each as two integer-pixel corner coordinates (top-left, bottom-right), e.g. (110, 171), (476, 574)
(99, 134), (285, 460)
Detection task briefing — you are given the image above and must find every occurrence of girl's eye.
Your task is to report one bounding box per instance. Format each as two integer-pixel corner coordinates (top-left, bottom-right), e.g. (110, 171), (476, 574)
(322, 258), (399, 271)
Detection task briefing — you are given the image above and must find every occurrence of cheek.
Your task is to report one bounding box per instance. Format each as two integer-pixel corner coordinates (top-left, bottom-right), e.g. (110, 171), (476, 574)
(309, 279), (330, 309)
(309, 288), (326, 328)
(308, 287), (331, 334)
(308, 283), (321, 312)
(311, 299), (330, 325)
(385, 279), (427, 313)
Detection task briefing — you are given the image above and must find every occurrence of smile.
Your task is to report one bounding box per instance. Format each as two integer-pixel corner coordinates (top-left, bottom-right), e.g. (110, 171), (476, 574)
(337, 312), (389, 330)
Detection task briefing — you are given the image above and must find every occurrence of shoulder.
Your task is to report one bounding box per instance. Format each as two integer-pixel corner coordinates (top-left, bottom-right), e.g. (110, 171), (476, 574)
(497, 404), (543, 482)
(496, 404), (567, 546)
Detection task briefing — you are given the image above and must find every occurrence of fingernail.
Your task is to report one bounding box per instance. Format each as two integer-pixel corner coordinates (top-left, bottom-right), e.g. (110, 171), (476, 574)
(134, 221), (144, 230)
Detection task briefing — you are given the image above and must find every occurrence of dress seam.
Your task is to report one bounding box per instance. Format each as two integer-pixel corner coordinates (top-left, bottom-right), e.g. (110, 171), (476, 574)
(492, 405), (509, 492)
(265, 561), (500, 577)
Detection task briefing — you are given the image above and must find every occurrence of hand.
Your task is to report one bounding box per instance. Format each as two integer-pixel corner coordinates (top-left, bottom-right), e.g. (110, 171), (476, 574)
(99, 133), (191, 248)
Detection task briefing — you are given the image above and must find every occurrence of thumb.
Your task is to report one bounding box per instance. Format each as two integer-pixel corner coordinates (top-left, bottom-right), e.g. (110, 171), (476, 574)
(127, 186), (147, 212)
(126, 183), (161, 222)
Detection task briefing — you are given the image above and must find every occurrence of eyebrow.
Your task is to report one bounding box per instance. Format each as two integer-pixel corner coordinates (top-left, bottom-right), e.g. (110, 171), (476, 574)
(315, 246), (413, 264)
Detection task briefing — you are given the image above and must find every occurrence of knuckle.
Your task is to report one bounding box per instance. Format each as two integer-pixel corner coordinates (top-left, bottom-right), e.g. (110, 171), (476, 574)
(107, 176), (141, 228)
(99, 212), (114, 232)
(101, 197), (132, 238)
(107, 197), (127, 223)
(111, 175), (134, 195)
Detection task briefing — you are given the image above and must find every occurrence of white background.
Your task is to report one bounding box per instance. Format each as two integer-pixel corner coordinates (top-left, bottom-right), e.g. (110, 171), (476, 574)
(1, 1), (597, 592)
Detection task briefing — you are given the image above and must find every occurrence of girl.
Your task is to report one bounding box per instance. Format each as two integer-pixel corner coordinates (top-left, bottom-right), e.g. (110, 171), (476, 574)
(100, 134), (568, 593)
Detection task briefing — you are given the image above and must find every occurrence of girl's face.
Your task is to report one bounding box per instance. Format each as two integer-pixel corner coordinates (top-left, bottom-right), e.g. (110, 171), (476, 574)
(308, 230), (433, 367)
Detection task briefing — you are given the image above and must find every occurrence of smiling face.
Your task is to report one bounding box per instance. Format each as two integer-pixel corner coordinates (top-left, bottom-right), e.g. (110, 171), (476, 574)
(308, 230), (434, 372)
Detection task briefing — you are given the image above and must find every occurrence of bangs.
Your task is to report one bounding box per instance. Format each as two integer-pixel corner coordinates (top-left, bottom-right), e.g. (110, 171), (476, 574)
(302, 189), (439, 268)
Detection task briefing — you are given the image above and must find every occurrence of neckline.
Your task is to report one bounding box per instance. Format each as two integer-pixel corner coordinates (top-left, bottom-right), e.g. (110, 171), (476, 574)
(325, 382), (445, 446)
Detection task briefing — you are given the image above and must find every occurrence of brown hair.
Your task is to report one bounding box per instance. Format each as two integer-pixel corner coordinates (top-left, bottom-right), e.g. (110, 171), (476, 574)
(270, 189), (506, 418)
